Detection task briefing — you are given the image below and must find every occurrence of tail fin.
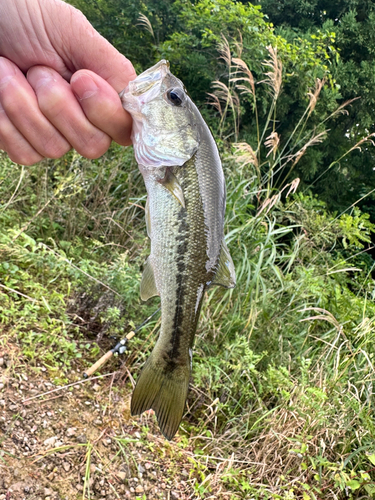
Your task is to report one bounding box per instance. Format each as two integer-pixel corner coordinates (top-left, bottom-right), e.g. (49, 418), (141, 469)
(131, 352), (190, 440)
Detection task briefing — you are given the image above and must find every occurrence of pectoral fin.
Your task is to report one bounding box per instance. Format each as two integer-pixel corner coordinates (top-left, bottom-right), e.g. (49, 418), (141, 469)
(159, 169), (185, 208)
(211, 239), (236, 288)
(140, 258), (159, 300)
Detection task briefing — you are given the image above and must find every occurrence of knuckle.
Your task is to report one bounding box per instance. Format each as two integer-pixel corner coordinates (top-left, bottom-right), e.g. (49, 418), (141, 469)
(77, 132), (111, 159)
(45, 144), (71, 159)
(41, 136), (71, 159)
(0, 89), (22, 117)
(38, 88), (65, 117)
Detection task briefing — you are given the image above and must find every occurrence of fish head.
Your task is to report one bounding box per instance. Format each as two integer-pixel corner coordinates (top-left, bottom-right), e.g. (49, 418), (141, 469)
(120, 60), (200, 169)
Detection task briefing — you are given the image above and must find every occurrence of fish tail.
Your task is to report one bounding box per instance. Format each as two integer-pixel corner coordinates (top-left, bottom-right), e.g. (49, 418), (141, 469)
(131, 351), (190, 440)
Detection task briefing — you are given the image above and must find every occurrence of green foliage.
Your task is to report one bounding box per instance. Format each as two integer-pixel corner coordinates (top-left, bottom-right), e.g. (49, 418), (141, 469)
(258, 0), (375, 212)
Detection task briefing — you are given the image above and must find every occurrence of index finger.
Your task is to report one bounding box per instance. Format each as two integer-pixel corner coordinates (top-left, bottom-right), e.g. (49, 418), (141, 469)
(71, 69), (133, 146)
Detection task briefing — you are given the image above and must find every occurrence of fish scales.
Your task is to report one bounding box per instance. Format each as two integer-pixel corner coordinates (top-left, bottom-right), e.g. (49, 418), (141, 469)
(145, 157), (213, 364)
(121, 60), (236, 439)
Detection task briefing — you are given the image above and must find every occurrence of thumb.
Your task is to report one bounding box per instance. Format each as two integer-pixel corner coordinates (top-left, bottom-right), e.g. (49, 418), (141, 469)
(45, 0), (136, 92)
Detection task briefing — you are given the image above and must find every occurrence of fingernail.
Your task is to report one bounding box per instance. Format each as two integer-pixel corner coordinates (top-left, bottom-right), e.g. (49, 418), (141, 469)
(0, 57), (16, 86)
(27, 67), (55, 91)
(72, 74), (98, 100)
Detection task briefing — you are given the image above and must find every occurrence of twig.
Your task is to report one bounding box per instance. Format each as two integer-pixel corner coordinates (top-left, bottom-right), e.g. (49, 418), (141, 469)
(21, 372), (117, 404)
(0, 282), (40, 303)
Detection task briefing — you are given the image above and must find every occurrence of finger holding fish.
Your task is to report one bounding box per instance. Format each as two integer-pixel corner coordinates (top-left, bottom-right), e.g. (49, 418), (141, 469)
(0, 57), (133, 165)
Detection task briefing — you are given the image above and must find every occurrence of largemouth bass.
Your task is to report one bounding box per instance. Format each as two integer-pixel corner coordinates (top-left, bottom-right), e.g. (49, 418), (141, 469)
(121, 60), (236, 440)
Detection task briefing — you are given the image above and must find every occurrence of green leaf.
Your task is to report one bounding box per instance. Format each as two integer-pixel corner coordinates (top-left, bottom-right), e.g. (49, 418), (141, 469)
(346, 479), (361, 490)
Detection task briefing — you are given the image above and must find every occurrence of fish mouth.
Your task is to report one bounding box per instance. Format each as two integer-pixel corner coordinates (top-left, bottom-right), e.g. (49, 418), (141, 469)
(120, 60), (170, 103)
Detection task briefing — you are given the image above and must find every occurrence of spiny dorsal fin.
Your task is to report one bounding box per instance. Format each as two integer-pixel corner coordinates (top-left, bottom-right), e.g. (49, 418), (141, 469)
(140, 258), (159, 301)
(211, 239), (236, 288)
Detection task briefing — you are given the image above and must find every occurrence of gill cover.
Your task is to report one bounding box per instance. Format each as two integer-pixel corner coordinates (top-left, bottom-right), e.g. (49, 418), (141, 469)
(120, 60), (199, 169)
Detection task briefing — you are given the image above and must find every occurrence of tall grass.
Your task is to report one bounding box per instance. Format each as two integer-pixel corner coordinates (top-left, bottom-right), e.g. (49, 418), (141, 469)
(186, 39), (375, 498)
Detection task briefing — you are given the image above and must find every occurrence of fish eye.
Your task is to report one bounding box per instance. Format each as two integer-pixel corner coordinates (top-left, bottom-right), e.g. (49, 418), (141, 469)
(166, 88), (184, 106)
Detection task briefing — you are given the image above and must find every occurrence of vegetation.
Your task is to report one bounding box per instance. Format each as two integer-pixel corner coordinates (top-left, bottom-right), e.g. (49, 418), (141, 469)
(2, 0), (375, 498)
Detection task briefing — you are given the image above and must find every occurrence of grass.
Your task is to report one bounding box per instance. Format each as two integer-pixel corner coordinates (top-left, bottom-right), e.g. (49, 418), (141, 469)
(1, 44), (375, 499)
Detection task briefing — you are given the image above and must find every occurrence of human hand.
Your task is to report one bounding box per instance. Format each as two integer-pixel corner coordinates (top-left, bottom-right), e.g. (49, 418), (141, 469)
(0, 0), (136, 165)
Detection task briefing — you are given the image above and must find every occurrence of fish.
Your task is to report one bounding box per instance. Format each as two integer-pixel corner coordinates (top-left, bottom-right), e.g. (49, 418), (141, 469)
(120, 60), (236, 440)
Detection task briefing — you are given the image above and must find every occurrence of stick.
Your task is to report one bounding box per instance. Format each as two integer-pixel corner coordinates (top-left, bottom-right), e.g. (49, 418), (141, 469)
(83, 307), (160, 378)
(83, 332), (135, 378)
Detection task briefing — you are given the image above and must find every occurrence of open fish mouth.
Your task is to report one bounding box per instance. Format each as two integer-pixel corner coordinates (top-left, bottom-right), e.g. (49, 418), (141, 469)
(120, 60), (170, 102)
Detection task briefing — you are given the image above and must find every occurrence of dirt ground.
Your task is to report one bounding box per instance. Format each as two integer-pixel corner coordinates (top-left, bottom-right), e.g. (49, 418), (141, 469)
(0, 344), (218, 500)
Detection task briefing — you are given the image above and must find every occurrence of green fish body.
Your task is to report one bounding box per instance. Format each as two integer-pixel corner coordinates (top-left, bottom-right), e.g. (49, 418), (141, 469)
(121, 60), (235, 440)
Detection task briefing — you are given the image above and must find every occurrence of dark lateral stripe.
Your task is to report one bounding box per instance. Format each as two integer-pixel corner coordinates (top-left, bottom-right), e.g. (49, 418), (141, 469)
(169, 203), (189, 360)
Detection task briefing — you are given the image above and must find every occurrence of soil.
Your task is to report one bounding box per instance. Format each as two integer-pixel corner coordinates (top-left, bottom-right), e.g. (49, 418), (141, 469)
(0, 345), (209, 500)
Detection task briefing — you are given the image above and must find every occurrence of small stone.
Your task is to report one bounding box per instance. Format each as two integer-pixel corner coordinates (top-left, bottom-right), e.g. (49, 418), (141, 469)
(145, 462), (152, 470)
(117, 472), (126, 481)
(43, 436), (57, 448)
(66, 427), (76, 437)
(92, 383), (100, 391)
(0, 358), (4, 367)
(135, 485), (144, 493)
(44, 488), (53, 496)
(76, 434), (87, 443)
(76, 484), (83, 491)
(90, 464), (96, 473)
(137, 464), (145, 474)
(63, 462), (70, 472)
